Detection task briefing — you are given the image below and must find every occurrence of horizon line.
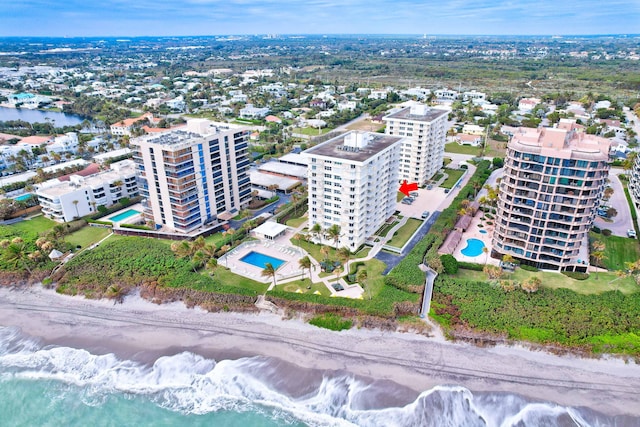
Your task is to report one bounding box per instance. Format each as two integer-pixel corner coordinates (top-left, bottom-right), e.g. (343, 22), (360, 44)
(0, 33), (639, 39)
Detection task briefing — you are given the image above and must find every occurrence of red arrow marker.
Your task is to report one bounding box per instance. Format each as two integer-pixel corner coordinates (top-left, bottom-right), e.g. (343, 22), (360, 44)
(399, 180), (419, 197)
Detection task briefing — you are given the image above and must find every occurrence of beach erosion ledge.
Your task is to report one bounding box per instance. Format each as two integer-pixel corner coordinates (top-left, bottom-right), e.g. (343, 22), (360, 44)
(0, 285), (639, 419)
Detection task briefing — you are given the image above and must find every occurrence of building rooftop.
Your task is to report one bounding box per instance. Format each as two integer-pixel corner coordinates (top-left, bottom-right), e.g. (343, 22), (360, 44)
(510, 127), (611, 161)
(304, 131), (401, 163)
(36, 161), (137, 197)
(383, 105), (448, 123)
(250, 170), (300, 191)
(258, 161), (308, 179)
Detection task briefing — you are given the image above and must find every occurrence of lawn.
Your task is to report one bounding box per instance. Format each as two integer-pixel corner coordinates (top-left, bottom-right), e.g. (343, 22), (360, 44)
(293, 239), (337, 263)
(274, 278), (332, 296)
(0, 215), (55, 236)
(590, 231), (640, 271)
(205, 232), (226, 247)
(453, 267), (638, 295)
(397, 191), (405, 202)
(444, 142), (482, 156)
(440, 169), (466, 189)
(286, 216), (307, 228)
(65, 226), (111, 249)
(353, 246), (371, 259)
(387, 218), (422, 247)
(213, 267), (269, 294)
(291, 127), (333, 136)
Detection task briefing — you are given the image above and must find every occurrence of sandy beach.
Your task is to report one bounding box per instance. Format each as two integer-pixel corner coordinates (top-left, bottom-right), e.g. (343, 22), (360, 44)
(1, 285), (639, 418)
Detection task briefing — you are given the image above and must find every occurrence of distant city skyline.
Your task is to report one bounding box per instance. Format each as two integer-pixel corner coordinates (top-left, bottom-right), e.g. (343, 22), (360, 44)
(2, 0), (640, 37)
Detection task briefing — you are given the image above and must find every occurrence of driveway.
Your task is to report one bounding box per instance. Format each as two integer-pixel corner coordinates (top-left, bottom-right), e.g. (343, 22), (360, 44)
(593, 169), (634, 237)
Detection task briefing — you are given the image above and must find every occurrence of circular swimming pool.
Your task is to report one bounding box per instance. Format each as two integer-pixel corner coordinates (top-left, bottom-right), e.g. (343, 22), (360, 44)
(461, 238), (486, 257)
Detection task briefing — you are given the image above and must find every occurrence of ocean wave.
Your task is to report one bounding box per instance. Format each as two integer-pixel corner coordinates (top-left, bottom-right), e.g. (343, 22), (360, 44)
(0, 327), (621, 426)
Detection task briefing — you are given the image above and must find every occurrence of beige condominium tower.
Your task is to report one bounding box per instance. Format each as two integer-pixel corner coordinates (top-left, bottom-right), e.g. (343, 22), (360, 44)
(493, 126), (611, 272)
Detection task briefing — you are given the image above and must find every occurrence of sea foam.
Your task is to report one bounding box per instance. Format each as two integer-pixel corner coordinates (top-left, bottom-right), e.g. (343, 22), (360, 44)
(0, 327), (625, 426)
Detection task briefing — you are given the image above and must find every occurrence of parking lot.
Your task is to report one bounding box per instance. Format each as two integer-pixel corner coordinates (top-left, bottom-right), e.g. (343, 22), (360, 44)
(395, 187), (449, 219)
(593, 170), (635, 237)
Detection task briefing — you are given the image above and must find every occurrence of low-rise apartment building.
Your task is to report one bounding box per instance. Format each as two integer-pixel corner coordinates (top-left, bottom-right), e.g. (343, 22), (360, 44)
(303, 131), (402, 250)
(36, 160), (138, 222)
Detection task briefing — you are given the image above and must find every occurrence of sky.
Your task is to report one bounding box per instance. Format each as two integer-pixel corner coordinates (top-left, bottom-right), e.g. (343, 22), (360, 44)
(1, 0), (639, 37)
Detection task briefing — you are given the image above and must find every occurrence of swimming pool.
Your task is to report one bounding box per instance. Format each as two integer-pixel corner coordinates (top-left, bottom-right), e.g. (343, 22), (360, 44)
(479, 229), (488, 234)
(13, 193), (33, 202)
(108, 209), (141, 222)
(240, 251), (285, 270)
(461, 238), (486, 257)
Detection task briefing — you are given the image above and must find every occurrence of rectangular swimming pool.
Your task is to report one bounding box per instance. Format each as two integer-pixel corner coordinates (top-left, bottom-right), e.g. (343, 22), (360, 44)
(13, 193), (33, 202)
(240, 251), (286, 270)
(108, 209), (141, 222)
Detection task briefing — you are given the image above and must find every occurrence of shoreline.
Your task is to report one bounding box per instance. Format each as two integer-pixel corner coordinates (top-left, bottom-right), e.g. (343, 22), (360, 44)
(1, 285), (639, 417)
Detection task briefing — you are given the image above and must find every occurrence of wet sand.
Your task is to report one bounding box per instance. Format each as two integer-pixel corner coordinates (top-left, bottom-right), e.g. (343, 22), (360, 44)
(0, 285), (639, 417)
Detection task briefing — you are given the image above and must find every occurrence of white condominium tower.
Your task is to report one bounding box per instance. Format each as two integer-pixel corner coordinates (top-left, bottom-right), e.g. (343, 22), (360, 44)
(130, 119), (251, 232)
(383, 104), (448, 186)
(303, 131), (402, 250)
(494, 127), (611, 272)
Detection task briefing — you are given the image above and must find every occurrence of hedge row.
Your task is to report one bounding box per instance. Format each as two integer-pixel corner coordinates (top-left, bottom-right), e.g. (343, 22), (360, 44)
(387, 160), (493, 286)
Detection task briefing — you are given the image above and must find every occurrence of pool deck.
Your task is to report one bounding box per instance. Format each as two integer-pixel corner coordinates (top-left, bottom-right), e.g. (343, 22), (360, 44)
(219, 220), (366, 298)
(452, 212), (499, 266)
(106, 204), (144, 224)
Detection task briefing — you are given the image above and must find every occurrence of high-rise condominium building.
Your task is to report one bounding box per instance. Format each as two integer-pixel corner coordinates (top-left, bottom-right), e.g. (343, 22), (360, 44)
(383, 104), (448, 186)
(130, 119), (251, 232)
(627, 154), (640, 209)
(303, 131), (402, 250)
(493, 127), (611, 272)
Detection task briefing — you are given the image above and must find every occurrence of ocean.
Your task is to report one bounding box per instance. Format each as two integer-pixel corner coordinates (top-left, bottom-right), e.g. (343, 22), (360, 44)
(0, 326), (633, 426)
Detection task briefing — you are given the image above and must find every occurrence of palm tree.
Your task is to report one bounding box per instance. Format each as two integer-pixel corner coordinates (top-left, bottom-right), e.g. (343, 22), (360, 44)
(261, 262), (277, 288)
(310, 223), (322, 242)
(298, 256), (311, 282)
(357, 269), (370, 299)
(326, 224), (341, 248)
(591, 240), (606, 278)
(4, 240), (32, 274)
(206, 258), (218, 277)
(320, 245), (330, 263)
(171, 240), (193, 258)
(333, 266), (343, 285)
(337, 246), (352, 274)
(482, 246), (489, 265)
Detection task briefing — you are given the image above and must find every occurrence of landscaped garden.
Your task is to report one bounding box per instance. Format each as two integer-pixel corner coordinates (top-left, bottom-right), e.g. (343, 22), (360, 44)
(387, 218), (422, 248)
(440, 168), (466, 189)
(444, 142), (482, 156)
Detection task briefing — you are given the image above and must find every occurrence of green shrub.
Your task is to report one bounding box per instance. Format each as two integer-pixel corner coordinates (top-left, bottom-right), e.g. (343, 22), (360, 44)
(120, 223), (152, 230)
(519, 264), (539, 272)
(591, 226), (601, 234)
(309, 313), (353, 331)
(602, 229), (612, 237)
(440, 254), (459, 274)
(561, 271), (589, 280)
(432, 276), (640, 356)
(458, 262), (485, 271)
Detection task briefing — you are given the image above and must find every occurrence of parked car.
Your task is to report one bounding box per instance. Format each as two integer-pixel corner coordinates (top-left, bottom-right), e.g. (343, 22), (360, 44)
(401, 198), (413, 205)
(421, 211), (430, 219)
(628, 229), (637, 238)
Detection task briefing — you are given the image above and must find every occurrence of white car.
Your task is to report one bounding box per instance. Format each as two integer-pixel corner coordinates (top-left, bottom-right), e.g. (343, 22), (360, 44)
(628, 229), (637, 238)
